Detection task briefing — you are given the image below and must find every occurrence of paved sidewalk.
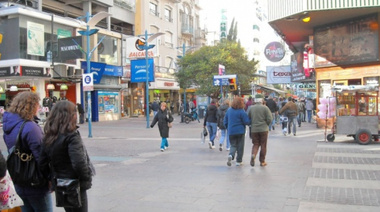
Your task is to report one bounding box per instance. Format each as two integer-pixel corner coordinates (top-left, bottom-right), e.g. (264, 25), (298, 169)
(1, 117), (380, 211)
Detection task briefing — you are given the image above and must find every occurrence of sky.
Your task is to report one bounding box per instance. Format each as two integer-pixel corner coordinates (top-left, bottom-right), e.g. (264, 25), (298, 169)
(199, 0), (290, 66)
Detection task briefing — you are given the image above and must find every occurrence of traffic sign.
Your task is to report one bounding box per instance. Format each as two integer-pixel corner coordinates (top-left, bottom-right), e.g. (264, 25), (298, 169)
(213, 78), (229, 86)
(83, 73), (94, 91)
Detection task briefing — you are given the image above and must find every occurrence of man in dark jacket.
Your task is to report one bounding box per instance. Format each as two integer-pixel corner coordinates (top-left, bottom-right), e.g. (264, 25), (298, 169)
(204, 99), (218, 149)
(151, 100), (160, 117)
(265, 96), (278, 131)
(279, 97), (298, 136)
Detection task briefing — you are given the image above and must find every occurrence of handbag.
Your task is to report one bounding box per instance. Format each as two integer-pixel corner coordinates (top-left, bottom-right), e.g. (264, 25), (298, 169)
(168, 122), (173, 128)
(6, 121), (46, 188)
(0, 171), (24, 210)
(55, 178), (81, 208)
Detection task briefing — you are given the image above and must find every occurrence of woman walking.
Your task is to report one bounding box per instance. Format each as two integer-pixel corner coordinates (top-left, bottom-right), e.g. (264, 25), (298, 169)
(2, 91), (53, 212)
(217, 99), (230, 151)
(224, 97), (251, 166)
(150, 102), (174, 152)
(39, 101), (94, 212)
(203, 99), (218, 149)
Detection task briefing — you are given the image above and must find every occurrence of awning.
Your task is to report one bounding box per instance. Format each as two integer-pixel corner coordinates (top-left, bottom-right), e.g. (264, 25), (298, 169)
(257, 84), (286, 94)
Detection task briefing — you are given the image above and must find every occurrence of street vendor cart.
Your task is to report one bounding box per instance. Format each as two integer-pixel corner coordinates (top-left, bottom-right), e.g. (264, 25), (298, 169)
(327, 85), (379, 145)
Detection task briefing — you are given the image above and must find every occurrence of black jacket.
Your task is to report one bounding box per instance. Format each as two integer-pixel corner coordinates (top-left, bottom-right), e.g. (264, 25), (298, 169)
(204, 103), (218, 126)
(39, 131), (93, 190)
(150, 108), (173, 138)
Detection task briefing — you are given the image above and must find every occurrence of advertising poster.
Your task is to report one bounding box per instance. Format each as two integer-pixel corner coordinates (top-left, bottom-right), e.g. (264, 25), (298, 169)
(266, 66), (291, 84)
(27, 22), (44, 56)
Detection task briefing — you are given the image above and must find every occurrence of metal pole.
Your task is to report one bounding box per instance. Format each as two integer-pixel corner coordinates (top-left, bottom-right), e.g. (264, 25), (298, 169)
(182, 43), (187, 114)
(145, 30), (150, 128)
(86, 12), (92, 138)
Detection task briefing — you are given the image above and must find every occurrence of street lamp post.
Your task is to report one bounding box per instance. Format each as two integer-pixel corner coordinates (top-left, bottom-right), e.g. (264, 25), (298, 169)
(78, 11), (111, 138)
(137, 30), (164, 128)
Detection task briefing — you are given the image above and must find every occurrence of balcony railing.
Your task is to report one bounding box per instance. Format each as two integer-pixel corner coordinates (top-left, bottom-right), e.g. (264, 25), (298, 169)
(181, 25), (193, 35)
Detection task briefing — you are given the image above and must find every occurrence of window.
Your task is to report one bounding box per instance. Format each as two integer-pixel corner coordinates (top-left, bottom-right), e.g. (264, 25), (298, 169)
(149, 2), (159, 16)
(165, 31), (172, 47)
(164, 8), (172, 22)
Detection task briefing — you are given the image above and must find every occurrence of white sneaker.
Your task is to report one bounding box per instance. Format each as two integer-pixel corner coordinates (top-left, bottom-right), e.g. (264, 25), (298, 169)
(236, 162), (242, 166)
(160, 148), (164, 152)
(208, 142), (212, 149)
(226, 148), (230, 151)
(212, 145), (215, 149)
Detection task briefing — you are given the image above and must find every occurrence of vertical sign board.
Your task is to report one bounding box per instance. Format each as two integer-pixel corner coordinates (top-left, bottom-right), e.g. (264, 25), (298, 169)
(83, 73), (94, 91)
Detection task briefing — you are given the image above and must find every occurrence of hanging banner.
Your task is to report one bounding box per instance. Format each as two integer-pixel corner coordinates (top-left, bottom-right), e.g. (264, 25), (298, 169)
(130, 59), (155, 82)
(266, 66), (291, 84)
(27, 22), (44, 56)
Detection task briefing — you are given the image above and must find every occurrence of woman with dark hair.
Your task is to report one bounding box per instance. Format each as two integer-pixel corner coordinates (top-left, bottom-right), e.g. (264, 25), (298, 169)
(203, 99), (218, 149)
(224, 97), (251, 166)
(2, 91), (53, 212)
(39, 101), (94, 212)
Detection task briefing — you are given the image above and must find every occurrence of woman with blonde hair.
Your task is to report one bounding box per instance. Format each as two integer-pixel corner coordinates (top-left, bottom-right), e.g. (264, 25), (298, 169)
(150, 102), (174, 152)
(224, 97), (251, 166)
(2, 91), (53, 212)
(39, 101), (94, 212)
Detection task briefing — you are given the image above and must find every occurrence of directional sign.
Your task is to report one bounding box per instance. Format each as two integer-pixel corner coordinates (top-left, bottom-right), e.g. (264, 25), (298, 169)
(213, 78), (229, 86)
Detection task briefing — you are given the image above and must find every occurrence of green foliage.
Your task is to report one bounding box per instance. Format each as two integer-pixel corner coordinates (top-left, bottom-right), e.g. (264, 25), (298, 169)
(174, 40), (258, 97)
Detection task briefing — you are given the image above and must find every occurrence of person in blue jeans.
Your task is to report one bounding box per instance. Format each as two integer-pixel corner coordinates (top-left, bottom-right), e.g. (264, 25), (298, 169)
(224, 97), (251, 166)
(2, 91), (53, 212)
(306, 98), (314, 123)
(279, 97), (298, 136)
(217, 99), (230, 151)
(150, 102), (174, 152)
(204, 99), (218, 149)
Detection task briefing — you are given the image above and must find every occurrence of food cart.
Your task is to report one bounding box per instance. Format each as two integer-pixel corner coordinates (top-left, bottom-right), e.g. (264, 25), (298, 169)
(327, 85), (379, 145)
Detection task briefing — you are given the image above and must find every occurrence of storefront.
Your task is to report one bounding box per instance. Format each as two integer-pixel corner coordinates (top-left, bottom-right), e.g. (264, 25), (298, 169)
(81, 61), (123, 121)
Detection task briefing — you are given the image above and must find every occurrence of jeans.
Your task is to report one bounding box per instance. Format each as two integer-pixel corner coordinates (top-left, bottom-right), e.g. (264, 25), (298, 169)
(251, 131), (269, 163)
(21, 193), (53, 212)
(307, 110), (312, 123)
(160, 137), (169, 149)
(206, 122), (218, 145)
(297, 112), (304, 126)
(288, 116), (297, 135)
(229, 134), (245, 163)
(153, 110), (158, 117)
(64, 190), (88, 212)
(219, 129), (230, 149)
(268, 112), (276, 130)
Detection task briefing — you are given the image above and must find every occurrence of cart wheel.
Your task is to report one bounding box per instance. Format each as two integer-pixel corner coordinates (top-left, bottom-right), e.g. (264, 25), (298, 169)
(327, 134), (335, 142)
(184, 116), (191, 124)
(355, 129), (372, 145)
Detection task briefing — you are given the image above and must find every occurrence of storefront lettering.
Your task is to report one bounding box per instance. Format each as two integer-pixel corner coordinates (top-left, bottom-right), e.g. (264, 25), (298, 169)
(164, 82), (174, 86)
(128, 51), (154, 58)
(273, 71), (291, 76)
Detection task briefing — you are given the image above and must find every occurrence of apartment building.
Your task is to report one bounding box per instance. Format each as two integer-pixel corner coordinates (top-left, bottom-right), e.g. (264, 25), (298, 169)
(0, 0), (205, 121)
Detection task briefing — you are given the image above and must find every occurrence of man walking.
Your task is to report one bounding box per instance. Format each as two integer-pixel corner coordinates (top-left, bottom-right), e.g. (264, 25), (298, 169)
(151, 100), (160, 117)
(247, 94), (273, 167)
(306, 98), (314, 123)
(265, 96), (278, 131)
(279, 97), (298, 136)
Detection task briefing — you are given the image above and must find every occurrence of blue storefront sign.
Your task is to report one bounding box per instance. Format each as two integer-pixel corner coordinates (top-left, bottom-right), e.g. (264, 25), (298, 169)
(81, 62), (122, 84)
(130, 59), (154, 83)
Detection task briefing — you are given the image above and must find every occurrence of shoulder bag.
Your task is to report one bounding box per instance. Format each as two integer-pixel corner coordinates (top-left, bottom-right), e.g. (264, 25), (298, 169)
(6, 121), (46, 188)
(55, 178), (81, 208)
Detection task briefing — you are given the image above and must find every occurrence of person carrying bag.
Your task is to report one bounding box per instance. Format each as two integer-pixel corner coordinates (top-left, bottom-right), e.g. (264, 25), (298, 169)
(39, 101), (94, 212)
(2, 92), (52, 212)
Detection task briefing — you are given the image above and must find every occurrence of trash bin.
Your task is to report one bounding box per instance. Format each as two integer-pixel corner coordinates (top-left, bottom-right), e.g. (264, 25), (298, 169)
(198, 105), (206, 119)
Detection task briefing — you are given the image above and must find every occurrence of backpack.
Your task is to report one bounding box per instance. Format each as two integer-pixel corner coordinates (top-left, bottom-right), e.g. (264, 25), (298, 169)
(217, 108), (227, 129)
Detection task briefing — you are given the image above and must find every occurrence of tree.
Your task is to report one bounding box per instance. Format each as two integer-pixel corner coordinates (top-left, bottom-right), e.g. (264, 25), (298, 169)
(175, 40), (258, 97)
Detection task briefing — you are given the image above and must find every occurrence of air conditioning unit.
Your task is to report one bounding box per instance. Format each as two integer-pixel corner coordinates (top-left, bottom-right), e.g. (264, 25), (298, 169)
(74, 69), (83, 76)
(52, 64), (67, 78)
